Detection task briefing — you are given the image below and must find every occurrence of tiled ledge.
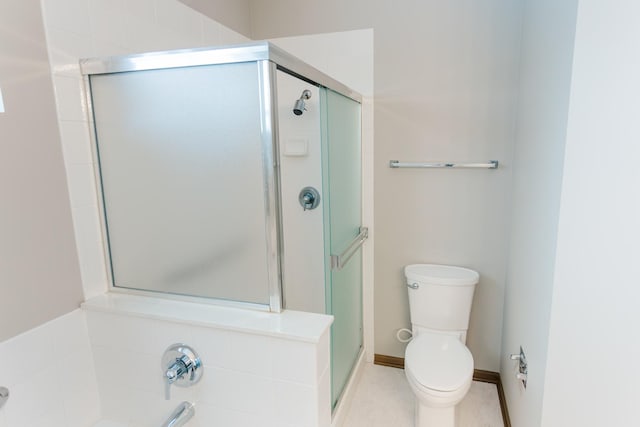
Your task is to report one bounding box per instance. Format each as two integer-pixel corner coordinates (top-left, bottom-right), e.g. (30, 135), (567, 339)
(82, 293), (333, 343)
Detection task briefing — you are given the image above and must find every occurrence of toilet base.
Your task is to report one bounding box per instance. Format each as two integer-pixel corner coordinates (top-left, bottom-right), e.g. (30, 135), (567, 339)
(415, 401), (455, 427)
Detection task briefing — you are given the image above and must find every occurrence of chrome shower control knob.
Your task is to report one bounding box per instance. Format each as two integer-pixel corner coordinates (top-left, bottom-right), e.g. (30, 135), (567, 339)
(299, 186), (320, 211)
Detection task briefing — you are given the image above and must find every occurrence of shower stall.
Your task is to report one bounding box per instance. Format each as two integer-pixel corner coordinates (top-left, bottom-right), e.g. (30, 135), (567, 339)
(81, 42), (364, 410)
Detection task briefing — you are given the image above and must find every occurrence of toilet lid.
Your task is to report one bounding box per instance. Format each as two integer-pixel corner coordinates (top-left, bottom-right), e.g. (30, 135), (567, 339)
(405, 334), (473, 392)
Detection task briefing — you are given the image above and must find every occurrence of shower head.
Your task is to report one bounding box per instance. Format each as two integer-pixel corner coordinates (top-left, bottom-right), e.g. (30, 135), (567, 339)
(293, 89), (312, 116)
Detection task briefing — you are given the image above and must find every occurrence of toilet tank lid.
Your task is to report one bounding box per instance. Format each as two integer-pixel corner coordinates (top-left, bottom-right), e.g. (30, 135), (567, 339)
(405, 264), (479, 286)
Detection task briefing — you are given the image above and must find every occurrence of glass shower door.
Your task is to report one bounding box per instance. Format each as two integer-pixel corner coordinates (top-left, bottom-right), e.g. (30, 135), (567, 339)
(89, 61), (277, 307)
(321, 88), (363, 409)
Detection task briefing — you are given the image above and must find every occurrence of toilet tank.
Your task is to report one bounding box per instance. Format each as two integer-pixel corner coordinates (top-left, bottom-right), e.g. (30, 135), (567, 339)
(405, 264), (479, 334)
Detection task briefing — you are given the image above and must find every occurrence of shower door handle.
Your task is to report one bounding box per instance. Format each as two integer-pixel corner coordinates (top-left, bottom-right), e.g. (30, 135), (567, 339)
(330, 227), (368, 271)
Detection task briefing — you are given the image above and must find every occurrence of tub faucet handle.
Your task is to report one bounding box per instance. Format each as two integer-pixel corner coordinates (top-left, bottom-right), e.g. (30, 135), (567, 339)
(161, 344), (203, 400)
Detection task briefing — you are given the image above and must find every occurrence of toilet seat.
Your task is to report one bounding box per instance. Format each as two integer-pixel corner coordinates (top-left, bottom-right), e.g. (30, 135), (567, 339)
(405, 333), (473, 393)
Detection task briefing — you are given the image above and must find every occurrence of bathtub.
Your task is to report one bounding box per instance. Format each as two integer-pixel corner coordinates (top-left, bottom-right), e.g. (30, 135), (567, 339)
(0, 294), (332, 427)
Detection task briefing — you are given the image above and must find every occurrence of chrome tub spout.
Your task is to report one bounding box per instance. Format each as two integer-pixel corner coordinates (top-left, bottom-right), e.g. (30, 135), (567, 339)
(161, 401), (195, 427)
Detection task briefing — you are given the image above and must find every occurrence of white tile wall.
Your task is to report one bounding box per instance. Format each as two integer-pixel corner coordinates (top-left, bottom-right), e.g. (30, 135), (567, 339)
(85, 301), (331, 427)
(0, 310), (100, 427)
(39, 0), (251, 301)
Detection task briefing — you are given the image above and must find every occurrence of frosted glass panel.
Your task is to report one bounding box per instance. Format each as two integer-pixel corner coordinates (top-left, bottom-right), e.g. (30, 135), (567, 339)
(90, 63), (270, 304)
(321, 88), (362, 407)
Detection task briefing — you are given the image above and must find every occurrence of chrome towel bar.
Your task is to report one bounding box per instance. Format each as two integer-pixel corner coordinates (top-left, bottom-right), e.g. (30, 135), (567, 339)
(389, 160), (499, 169)
(331, 227), (369, 271)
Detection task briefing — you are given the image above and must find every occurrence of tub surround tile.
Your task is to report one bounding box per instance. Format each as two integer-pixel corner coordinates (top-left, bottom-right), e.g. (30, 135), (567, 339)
(93, 422), (126, 427)
(274, 380), (318, 426)
(272, 337), (319, 385)
(65, 163), (99, 208)
(318, 367), (332, 426)
(45, 28), (94, 77)
(21, 404), (67, 427)
(0, 320), (55, 387)
(155, 0), (202, 48)
(192, 326), (276, 377)
(0, 310), (100, 427)
(188, 403), (285, 427)
(41, 0), (92, 37)
(51, 75), (89, 122)
(4, 368), (60, 426)
(83, 293), (333, 343)
(86, 310), (196, 356)
(69, 204), (108, 299)
(88, 0), (127, 49)
(60, 352), (101, 427)
(58, 121), (93, 166)
(85, 296), (332, 427)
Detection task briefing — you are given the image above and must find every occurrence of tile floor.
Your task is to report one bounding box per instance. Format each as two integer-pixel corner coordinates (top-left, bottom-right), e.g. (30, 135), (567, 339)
(343, 363), (504, 427)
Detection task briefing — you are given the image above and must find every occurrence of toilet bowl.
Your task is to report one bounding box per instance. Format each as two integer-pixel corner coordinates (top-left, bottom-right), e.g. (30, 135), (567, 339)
(405, 333), (473, 426)
(404, 264), (479, 427)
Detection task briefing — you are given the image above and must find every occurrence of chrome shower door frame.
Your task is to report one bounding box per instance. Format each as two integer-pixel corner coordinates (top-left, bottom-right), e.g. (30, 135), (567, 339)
(81, 42), (361, 313)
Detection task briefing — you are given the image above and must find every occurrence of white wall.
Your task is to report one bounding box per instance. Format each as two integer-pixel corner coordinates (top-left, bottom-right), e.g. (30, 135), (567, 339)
(0, 0), (84, 342)
(250, 0), (522, 372)
(499, 1), (578, 426)
(178, 0), (252, 37)
(540, 1), (640, 424)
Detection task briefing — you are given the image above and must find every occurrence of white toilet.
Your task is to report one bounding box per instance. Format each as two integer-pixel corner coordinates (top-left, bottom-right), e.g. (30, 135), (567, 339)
(403, 264), (479, 427)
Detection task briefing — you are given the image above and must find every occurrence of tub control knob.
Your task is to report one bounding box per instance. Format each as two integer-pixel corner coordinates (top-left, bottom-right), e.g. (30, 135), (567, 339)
(162, 344), (203, 400)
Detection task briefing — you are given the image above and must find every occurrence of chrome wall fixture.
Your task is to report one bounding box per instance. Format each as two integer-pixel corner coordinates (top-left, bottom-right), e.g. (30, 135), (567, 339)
(299, 186), (321, 211)
(389, 160), (499, 169)
(162, 344), (203, 400)
(510, 346), (528, 389)
(293, 89), (312, 116)
(161, 401), (195, 427)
